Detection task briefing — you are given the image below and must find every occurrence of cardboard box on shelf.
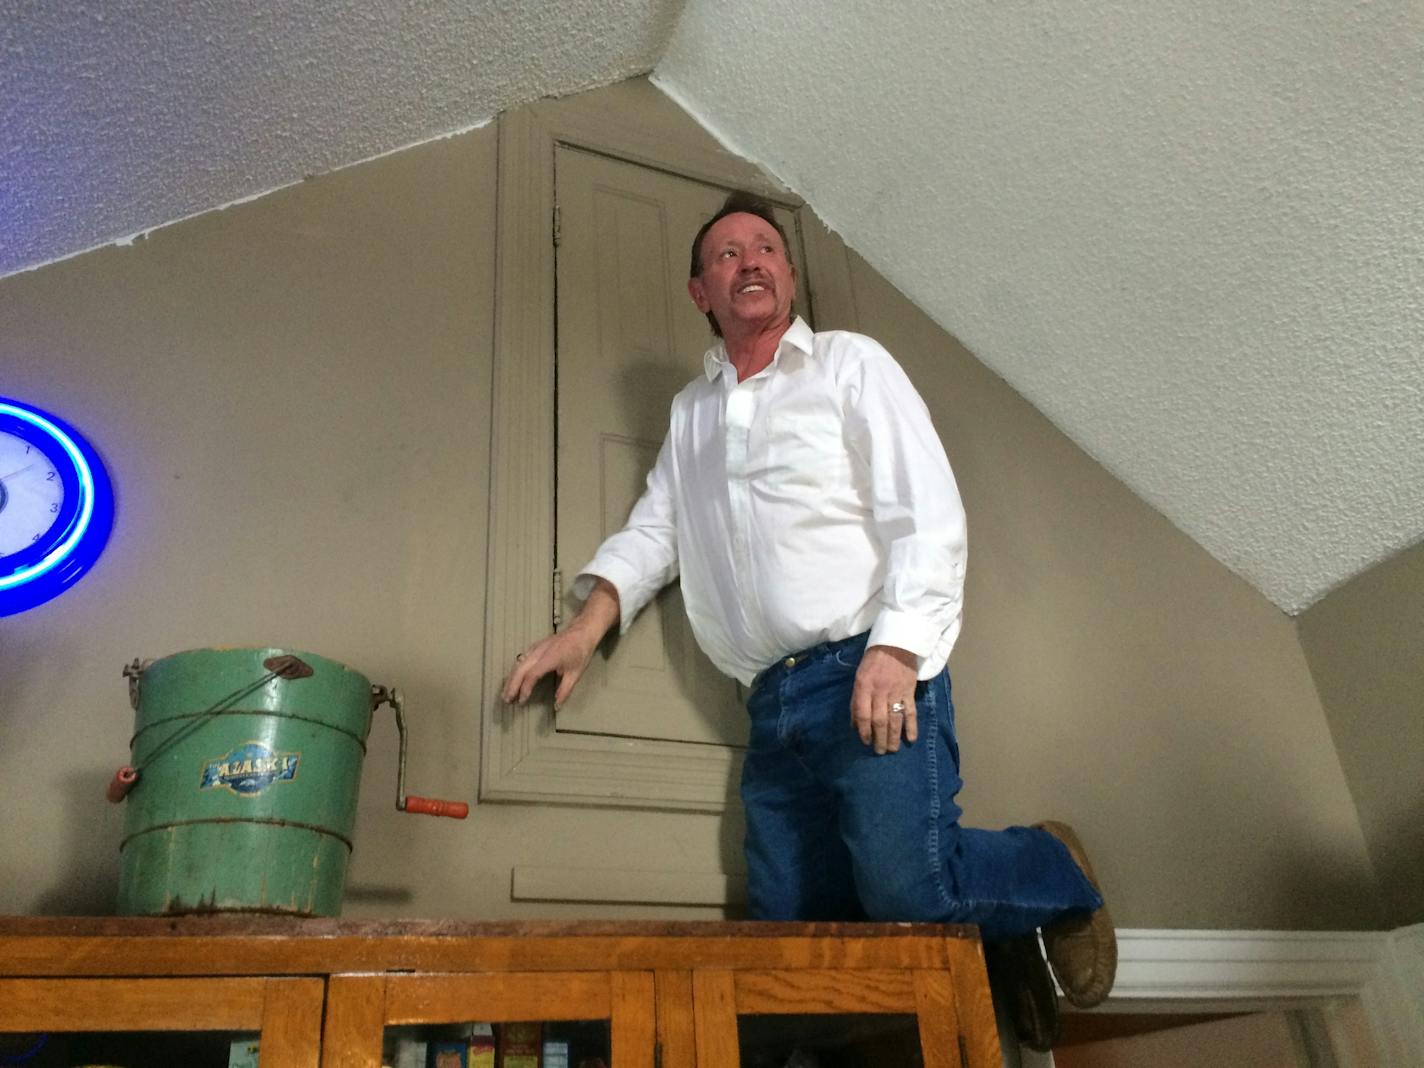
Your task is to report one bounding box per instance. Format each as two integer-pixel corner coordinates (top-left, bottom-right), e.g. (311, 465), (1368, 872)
(228, 1036), (260, 1068)
(499, 1021), (542, 1068)
(469, 1022), (496, 1068)
(428, 1039), (469, 1068)
(541, 1038), (570, 1068)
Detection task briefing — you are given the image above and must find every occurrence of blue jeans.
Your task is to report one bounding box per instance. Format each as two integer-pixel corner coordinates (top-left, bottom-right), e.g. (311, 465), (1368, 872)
(740, 631), (1102, 940)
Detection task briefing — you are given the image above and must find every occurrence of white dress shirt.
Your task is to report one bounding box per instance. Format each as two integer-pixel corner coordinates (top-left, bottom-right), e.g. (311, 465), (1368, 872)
(575, 317), (967, 687)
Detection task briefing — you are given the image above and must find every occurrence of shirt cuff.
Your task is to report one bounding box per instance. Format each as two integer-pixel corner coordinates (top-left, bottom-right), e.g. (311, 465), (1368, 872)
(867, 611), (941, 672)
(572, 563), (640, 635)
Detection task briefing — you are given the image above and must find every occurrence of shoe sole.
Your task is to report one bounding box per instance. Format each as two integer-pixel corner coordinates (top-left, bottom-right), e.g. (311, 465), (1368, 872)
(985, 935), (1060, 1052)
(1038, 820), (1117, 1008)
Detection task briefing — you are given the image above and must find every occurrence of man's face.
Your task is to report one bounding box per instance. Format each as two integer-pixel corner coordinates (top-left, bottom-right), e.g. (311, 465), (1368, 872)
(688, 212), (796, 338)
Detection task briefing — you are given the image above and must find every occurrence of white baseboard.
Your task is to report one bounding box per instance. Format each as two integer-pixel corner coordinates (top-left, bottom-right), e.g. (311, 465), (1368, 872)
(1103, 928), (1388, 1006)
(1358, 922), (1424, 1068)
(1074, 926), (1420, 1068)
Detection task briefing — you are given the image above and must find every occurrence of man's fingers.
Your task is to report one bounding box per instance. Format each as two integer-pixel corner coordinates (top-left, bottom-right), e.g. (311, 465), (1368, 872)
(885, 705), (905, 753)
(902, 703), (918, 745)
(554, 666), (582, 709)
(872, 705), (890, 754)
(505, 636), (595, 706)
(517, 662), (543, 705)
(501, 658), (529, 703)
(502, 640), (547, 702)
(513, 647), (554, 704)
(852, 687), (873, 745)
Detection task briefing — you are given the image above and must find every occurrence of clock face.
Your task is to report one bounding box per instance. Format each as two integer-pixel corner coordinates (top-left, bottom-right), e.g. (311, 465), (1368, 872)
(0, 428), (68, 557)
(0, 398), (113, 616)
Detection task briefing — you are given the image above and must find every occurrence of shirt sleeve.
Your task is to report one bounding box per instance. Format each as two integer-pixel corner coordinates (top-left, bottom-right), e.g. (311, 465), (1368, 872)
(842, 339), (967, 676)
(572, 431), (680, 634)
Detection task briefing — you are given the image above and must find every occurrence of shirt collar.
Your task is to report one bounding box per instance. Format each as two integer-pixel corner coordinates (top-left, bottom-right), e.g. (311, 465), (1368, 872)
(702, 316), (814, 382)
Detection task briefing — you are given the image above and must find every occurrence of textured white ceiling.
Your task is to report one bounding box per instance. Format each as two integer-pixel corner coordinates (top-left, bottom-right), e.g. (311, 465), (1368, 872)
(3, 1), (1420, 614)
(0, 0), (683, 274)
(656, 0), (1424, 614)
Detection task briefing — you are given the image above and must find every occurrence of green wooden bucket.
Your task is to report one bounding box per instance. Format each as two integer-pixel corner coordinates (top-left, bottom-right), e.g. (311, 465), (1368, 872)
(111, 647), (466, 917)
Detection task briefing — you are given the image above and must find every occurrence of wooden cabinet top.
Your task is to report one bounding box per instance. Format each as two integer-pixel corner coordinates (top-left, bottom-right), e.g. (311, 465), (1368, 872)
(0, 917), (984, 977)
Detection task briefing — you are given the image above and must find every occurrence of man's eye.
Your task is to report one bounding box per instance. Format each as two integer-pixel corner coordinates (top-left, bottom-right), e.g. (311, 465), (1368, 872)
(720, 249), (737, 258)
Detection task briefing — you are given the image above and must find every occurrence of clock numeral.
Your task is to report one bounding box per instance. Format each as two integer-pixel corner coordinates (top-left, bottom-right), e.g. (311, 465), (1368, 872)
(49, 503), (59, 513)
(24, 444), (31, 453)
(46, 471), (56, 480)
(31, 532), (42, 542)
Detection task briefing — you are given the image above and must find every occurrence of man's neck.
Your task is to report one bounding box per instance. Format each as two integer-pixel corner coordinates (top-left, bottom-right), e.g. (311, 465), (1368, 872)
(723, 317), (793, 383)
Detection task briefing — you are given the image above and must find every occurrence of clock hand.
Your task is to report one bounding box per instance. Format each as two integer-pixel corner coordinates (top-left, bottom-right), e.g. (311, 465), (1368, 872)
(0, 463), (35, 483)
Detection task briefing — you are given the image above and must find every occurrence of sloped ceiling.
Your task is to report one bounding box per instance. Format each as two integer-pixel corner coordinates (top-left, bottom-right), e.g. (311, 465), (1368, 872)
(657, 1), (1424, 615)
(0, 0), (683, 270)
(3, 0), (1421, 614)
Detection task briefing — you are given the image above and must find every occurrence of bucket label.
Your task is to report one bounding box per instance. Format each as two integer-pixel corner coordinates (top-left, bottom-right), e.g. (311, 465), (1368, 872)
(200, 741), (300, 796)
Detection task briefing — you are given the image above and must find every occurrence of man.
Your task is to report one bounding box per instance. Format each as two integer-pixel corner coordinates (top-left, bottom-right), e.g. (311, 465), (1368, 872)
(502, 192), (1115, 1034)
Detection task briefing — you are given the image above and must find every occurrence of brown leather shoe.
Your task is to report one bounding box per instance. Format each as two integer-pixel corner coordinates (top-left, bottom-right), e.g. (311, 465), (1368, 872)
(1036, 820), (1117, 1008)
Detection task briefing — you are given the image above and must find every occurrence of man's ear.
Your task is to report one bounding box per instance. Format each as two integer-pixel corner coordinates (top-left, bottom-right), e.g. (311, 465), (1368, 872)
(687, 276), (710, 313)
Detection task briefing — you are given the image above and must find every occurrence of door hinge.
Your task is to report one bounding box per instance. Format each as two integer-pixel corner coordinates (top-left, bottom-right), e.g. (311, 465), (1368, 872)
(552, 205), (561, 247)
(552, 568), (564, 629)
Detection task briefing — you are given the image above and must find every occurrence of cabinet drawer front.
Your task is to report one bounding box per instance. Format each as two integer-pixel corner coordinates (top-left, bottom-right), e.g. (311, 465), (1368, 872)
(383, 971), (613, 1022)
(0, 977), (267, 1031)
(735, 969), (914, 1014)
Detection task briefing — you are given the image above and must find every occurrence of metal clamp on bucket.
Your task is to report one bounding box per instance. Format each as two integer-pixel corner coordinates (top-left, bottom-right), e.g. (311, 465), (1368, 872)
(109, 648), (468, 917)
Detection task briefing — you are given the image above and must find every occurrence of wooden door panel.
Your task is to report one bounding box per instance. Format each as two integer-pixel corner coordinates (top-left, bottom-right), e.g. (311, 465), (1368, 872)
(322, 969), (652, 1068)
(692, 969), (741, 1068)
(554, 145), (808, 752)
(0, 976), (266, 1030)
(383, 971), (611, 1023)
(259, 977), (325, 1068)
(321, 974), (386, 1068)
(610, 970), (657, 1068)
(733, 968), (915, 1015)
(0, 976), (322, 1068)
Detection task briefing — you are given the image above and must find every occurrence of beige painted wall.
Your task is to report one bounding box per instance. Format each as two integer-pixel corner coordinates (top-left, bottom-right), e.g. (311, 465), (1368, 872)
(1298, 538), (1424, 928)
(1054, 1012), (1305, 1068)
(844, 259), (1383, 930)
(0, 79), (1384, 930)
(0, 115), (732, 920)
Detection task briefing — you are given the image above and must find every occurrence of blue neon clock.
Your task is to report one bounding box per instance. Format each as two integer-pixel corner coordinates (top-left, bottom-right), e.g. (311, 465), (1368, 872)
(0, 397), (114, 616)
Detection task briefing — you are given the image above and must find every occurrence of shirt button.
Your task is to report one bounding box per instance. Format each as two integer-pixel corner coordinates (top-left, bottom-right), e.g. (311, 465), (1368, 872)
(784, 657), (797, 669)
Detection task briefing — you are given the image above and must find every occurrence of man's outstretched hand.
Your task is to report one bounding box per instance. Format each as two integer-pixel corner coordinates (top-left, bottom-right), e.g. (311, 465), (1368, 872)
(500, 578), (620, 710)
(851, 644), (919, 755)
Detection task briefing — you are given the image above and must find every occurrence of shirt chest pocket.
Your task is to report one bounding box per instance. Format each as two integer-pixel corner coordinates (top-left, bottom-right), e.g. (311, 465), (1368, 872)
(766, 412), (853, 495)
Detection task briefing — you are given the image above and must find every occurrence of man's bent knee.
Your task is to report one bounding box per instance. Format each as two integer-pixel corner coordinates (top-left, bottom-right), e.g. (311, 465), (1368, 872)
(856, 870), (952, 924)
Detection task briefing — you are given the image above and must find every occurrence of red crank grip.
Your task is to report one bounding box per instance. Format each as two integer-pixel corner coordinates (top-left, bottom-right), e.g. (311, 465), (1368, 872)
(107, 766), (139, 803)
(403, 795), (469, 819)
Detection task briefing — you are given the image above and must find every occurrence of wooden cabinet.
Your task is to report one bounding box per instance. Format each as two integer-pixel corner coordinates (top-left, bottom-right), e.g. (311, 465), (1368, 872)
(323, 970), (653, 1068)
(0, 919), (1000, 1068)
(0, 973), (324, 1067)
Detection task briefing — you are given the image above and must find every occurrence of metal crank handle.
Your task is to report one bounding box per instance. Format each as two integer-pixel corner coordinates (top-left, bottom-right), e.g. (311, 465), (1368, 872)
(372, 684), (470, 819)
(401, 795), (470, 818)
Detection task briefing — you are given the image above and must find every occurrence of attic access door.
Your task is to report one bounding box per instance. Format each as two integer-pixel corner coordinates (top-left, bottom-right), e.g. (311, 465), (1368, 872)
(553, 145), (810, 747)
